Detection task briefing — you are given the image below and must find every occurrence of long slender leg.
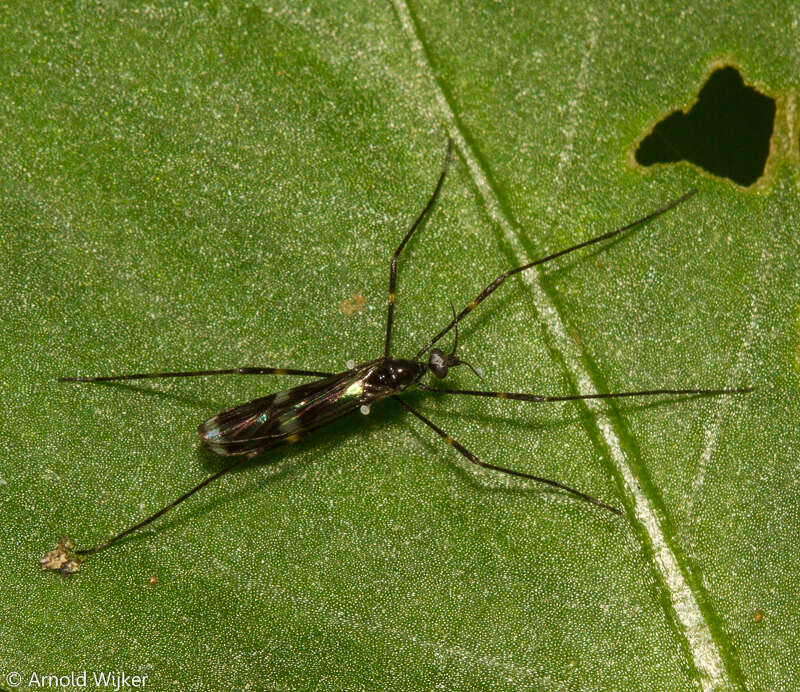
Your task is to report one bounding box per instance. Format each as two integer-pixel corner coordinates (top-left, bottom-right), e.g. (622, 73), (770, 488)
(73, 454), (255, 556)
(384, 139), (454, 357)
(414, 189), (697, 360)
(58, 366), (335, 383)
(417, 383), (754, 401)
(393, 396), (622, 515)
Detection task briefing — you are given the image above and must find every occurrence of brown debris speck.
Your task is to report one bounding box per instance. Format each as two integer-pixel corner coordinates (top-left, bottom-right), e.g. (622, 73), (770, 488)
(40, 537), (82, 576)
(338, 293), (367, 316)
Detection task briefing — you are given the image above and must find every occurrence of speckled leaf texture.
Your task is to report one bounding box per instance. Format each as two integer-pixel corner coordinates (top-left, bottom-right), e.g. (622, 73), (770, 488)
(1, 2), (797, 691)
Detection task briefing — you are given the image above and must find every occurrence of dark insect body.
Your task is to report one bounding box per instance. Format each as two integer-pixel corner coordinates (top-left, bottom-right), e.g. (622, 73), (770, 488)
(198, 357), (427, 457)
(45, 139), (751, 572)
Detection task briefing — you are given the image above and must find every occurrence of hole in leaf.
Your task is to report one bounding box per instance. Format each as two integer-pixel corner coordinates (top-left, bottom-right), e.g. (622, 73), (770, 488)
(635, 66), (775, 187)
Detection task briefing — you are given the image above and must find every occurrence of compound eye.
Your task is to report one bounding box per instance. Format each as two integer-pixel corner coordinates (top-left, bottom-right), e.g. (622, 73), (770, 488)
(428, 349), (449, 378)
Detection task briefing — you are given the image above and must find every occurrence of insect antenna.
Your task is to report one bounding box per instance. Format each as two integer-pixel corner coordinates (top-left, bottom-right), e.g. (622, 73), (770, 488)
(415, 189), (697, 360)
(448, 300), (459, 356)
(448, 308), (483, 381)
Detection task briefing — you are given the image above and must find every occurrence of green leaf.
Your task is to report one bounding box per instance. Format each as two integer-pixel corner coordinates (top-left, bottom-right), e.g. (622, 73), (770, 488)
(2, 2), (797, 690)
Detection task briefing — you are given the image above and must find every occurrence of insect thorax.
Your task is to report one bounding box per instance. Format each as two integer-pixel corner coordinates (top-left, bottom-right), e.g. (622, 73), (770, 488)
(361, 358), (426, 396)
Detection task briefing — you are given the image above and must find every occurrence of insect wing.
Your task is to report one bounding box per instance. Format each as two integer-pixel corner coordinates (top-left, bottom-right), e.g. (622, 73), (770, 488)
(198, 370), (368, 456)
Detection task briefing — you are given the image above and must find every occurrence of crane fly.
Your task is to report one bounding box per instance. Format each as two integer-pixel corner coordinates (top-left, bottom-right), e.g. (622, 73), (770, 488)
(42, 139), (751, 575)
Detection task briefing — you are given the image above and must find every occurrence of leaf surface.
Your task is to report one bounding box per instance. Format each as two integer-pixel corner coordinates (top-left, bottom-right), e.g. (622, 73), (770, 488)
(1, 2), (797, 690)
